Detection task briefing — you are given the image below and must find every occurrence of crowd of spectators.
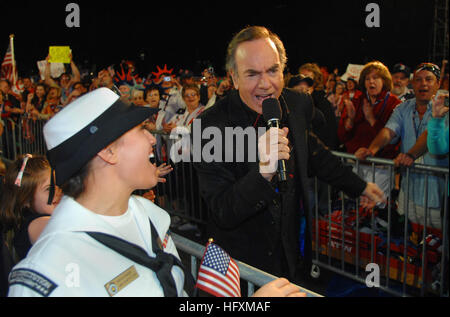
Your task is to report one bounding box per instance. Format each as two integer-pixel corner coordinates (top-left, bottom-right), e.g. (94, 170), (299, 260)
(1, 55), (449, 190)
(0, 51), (449, 296)
(1, 57), (449, 170)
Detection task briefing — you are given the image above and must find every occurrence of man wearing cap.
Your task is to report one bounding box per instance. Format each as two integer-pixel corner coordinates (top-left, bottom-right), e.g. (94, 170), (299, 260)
(287, 74), (314, 94)
(356, 63), (449, 231)
(391, 63), (415, 102)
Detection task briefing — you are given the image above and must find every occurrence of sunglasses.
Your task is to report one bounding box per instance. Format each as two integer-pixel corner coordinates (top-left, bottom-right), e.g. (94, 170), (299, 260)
(414, 63), (441, 79)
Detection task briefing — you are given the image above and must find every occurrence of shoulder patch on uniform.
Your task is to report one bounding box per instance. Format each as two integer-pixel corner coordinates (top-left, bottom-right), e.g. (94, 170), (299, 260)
(163, 230), (171, 249)
(9, 268), (58, 297)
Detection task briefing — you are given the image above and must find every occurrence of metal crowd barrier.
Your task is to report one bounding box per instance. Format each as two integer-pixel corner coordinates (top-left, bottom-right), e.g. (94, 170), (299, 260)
(1, 115), (48, 161)
(311, 151), (449, 297)
(148, 132), (449, 297)
(2, 118), (448, 297)
(172, 232), (322, 297)
(150, 130), (209, 226)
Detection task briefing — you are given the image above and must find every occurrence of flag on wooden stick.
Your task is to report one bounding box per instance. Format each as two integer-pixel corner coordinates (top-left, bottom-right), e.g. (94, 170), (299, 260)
(1, 35), (18, 85)
(195, 239), (241, 297)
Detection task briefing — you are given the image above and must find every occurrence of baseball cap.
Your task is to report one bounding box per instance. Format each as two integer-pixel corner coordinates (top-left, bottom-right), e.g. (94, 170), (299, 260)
(288, 74), (314, 88)
(414, 62), (441, 80)
(392, 63), (412, 77)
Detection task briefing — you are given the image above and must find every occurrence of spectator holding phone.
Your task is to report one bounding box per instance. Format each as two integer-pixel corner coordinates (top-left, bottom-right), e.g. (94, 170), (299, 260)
(155, 72), (186, 124)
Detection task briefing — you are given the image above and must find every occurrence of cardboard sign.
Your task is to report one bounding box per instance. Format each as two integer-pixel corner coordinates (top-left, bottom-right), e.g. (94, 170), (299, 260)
(48, 46), (71, 64)
(341, 64), (364, 82)
(37, 60), (65, 80)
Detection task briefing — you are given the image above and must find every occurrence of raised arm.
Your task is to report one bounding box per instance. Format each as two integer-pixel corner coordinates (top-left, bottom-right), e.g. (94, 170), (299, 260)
(44, 56), (58, 87)
(68, 52), (81, 86)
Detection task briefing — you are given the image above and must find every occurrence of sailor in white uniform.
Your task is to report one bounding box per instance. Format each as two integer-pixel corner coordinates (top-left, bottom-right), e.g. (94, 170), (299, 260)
(8, 88), (194, 297)
(7, 87), (305, 298)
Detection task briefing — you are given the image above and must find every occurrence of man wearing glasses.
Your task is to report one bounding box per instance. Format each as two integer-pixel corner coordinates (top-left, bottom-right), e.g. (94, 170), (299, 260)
(356, 63), (449, 232)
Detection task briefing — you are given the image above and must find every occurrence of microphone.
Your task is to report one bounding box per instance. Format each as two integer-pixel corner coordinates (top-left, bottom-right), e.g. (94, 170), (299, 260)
(262, 98), (288, 184)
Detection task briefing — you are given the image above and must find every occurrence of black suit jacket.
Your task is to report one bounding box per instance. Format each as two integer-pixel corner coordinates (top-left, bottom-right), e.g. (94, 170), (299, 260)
(193, 89), (366, 281)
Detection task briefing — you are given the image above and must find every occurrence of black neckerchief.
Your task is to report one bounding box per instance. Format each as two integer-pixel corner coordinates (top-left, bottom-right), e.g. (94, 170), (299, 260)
(85, 219), (196, 297)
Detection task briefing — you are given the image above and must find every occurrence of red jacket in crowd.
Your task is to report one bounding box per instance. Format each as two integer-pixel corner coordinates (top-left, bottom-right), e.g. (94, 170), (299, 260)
(338, 90), (401, 159)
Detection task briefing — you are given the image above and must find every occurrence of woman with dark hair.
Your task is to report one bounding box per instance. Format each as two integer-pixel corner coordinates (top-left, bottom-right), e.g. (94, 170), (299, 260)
(25, 83), (47, 114)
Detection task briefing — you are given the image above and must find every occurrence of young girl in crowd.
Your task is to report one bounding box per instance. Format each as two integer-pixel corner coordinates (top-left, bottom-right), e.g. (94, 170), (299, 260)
(0, 154), (62, 261)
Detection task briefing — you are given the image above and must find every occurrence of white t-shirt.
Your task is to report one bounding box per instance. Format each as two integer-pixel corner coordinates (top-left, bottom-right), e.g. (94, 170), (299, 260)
(97, 208), (146, 251)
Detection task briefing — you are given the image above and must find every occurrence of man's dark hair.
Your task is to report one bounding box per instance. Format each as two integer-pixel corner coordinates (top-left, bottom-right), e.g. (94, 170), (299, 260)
(226, 26), (287, 74)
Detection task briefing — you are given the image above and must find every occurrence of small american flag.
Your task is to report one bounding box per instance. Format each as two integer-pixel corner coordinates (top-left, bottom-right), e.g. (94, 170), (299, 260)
(1, 41), (17, 84)
(196, 241), (241, 297)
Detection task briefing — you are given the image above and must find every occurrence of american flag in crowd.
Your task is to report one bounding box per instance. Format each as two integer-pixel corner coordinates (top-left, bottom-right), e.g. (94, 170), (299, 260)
(1, 42), (17, 83)
(196, 241), (241, 297)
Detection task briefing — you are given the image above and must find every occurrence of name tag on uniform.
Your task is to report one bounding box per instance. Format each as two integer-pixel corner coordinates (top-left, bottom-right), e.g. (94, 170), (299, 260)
(104, 266), (139, 297)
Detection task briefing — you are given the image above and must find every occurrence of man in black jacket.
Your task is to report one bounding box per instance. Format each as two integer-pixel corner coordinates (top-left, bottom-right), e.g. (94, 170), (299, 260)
(193, 26), (384, 283)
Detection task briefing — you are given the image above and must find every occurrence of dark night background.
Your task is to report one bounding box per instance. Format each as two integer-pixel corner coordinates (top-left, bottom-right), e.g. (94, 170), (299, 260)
(0, 0), (437, 78)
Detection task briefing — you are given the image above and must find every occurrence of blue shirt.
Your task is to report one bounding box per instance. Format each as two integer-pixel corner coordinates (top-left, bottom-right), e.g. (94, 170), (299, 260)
(385, 98), (449, 208)
(427, 117), (449, 155)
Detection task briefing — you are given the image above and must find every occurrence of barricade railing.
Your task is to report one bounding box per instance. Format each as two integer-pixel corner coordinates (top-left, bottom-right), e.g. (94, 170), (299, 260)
(149, 130), (209, 226)
(1, 118), (19, 160)
(171, 232), (322, 297)
(2, 119), (448, 297)
(17, 116), (48, 157)
(312, 151), (449, 297)
(1, 115), (48, 161)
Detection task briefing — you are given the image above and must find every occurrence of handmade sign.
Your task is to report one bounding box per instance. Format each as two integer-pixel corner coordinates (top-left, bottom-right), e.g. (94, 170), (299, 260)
(48, 46), (71, 64)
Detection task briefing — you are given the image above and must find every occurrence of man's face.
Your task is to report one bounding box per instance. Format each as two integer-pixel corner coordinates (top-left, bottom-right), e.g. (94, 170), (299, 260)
(412, 70), (440, 103)
(0, 81), (9, 94)
(23, 78), (32, 89)
(231, 38), (284, 114)
(98, 70), (113, 88)
(392, 72), (409, 95)
(146, 89), (160, 108)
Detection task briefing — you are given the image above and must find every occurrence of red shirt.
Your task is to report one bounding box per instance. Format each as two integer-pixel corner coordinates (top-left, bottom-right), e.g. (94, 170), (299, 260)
(338, 90), (401, 159)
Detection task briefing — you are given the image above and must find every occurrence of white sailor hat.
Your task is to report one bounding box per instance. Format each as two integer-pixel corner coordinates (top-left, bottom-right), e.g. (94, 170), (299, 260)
(44, 87), (157, 188)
